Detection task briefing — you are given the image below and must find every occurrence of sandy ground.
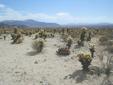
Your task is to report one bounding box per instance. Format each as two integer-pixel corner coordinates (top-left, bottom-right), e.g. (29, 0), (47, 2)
(0, 34), (113, 85)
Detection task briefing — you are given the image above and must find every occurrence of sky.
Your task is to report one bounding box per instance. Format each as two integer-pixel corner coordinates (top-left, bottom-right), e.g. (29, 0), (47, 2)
(0, 0), (113, 24)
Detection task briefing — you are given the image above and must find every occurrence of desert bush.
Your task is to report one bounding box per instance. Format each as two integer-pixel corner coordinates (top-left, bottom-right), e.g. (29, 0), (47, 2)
(99, 36), (109, 42)
(77, 40), (84, 47)
(104, 56), (113, 78)
(99, 55), (113, 76)
(105, 44), (113, 53)
(34, 34), (38, 39)
(99, 56), (113, 85)
(32, 40), (44, 53)
(87, 32), (92, 41)
(12, 33), (24, 44)
(99, 36), (113, 53)
(89, 45), (95, 58)
(66, 36), (73, 49)
(14, 28), (18, 34)
(61, 33), (68, 42)
(80, 30), (86, 42)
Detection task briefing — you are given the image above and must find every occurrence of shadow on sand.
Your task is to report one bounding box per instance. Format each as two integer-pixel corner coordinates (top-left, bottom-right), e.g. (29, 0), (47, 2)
(26, 51), (39, 56)
(64, 66), (102, 83)
(64, 70), (87, 83)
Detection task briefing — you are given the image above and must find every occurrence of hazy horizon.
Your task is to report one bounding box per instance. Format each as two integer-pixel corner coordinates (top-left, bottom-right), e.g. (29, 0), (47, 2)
(0, 0), (113, 24)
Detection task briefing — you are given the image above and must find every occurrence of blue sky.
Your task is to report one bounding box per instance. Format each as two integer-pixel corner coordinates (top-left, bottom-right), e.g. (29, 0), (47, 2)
(0, 0), (113, 24)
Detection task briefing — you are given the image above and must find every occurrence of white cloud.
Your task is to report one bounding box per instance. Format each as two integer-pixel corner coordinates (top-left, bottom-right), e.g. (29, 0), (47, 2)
(0, 4), (5, 8)
(0, 4), (112, 24)
(56, 12), (70, 16)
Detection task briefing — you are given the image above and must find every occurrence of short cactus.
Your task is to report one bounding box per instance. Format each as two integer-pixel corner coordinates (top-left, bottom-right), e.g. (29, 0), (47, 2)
(32, 40), (44, 53)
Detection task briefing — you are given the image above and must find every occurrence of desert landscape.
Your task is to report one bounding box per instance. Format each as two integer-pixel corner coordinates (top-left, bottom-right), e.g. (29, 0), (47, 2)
(0, 28), (113, 85)
(0, 0), (113, 85)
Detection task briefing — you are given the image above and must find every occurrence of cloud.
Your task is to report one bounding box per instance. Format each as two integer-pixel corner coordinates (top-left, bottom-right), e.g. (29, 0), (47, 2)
(0, 4), (112, 24)
(0, 4), (5, 8)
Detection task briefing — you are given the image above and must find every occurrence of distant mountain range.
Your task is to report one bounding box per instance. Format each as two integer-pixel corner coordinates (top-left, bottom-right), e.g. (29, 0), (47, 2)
(0, 19), (113, 29)
(0, 19), (60, 28)
(63, 23), (113, 29)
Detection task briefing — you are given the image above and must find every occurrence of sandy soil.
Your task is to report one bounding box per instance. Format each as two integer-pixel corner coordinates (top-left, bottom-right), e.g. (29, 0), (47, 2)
(0, 34), (113, 85)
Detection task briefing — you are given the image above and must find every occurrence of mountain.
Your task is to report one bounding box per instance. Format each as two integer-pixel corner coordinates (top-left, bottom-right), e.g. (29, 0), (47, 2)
(63, 23), (113, 29)
(0, 19), (60, 28)
(0, 20), (113, 29)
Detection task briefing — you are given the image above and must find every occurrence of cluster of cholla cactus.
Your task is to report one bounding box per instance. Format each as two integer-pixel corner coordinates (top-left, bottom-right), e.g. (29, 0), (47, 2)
(32, 40), (44, 53)
(57, 35), (72, 56)
(34, 30), (47, 40)
(34, 30), (54, 40)
(77, 45), (95, 71)
(11, 29), (24, 44)
(77, 53), (92, 71)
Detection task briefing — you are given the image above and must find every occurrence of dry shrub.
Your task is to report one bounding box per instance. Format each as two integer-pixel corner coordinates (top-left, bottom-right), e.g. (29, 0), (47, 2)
(96, 55), (113, 85)
(98, 55), (113, 77)
(105, 56), (113, 77)
(61, 33), (68, 42)
(99, 36), (109, 45)
(32, 40), (44, 52)
(105, 45), (113, 53)
(16, 38), (24, 44)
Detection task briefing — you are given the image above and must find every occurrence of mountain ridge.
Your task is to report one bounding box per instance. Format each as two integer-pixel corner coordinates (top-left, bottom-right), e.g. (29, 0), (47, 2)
(0, 19), (60, 28)
(0, 19), (113, 29)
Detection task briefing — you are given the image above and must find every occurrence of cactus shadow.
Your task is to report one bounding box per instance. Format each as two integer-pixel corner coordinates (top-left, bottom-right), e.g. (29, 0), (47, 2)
(27, 51), (39, 56)
(64, 66), (101, 83)
(64, 70), (87, 83)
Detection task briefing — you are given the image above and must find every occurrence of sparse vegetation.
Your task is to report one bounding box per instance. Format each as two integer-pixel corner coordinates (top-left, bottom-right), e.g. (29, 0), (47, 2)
(0, 27), (113, 85)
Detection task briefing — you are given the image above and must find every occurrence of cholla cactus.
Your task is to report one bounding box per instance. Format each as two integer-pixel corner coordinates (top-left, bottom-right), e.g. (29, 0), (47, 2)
(77, 53), (92, 71)
(12, 32), (24, 44)
(61, 33), (68, 42)
(14, 28), (18, 34)
(87, 32), (92, 41)
(79, 30), (86, 46)
(38, 30), (47, 40)
(34, 34), (39, 39)
(56, 47), (70, 55)
(32, 40), (44, 53)
(66, 36), (73, 49)
(89, 45), (95, 58)
(77, 40), (84, 47)
(80, 30), (86, 42)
